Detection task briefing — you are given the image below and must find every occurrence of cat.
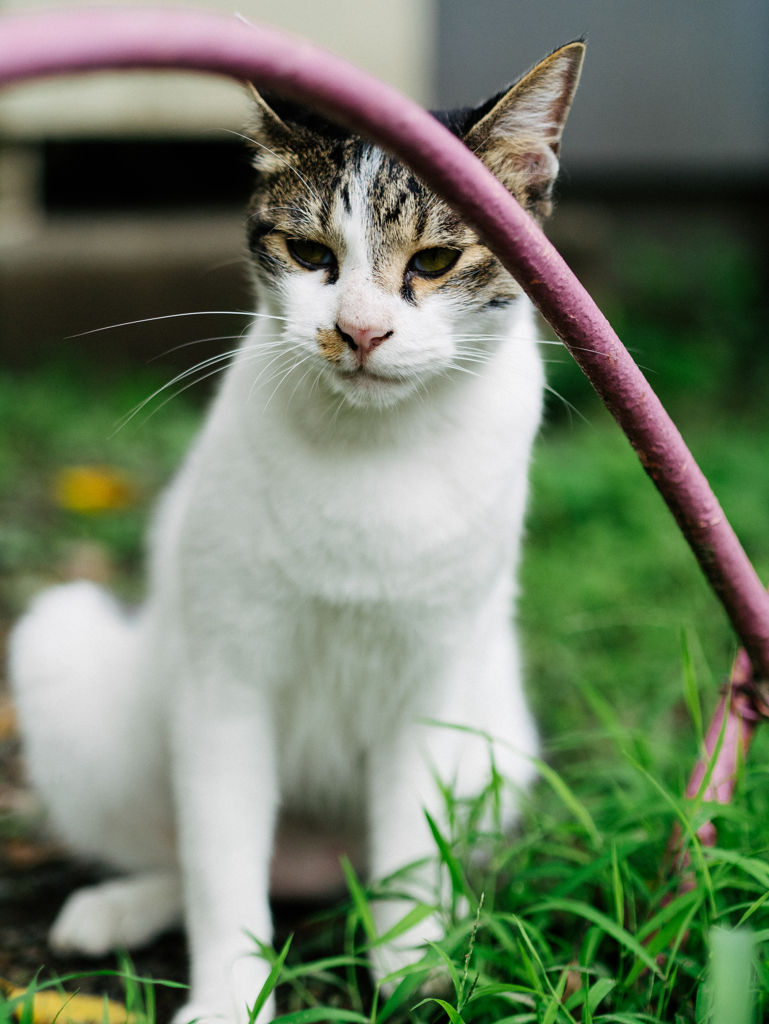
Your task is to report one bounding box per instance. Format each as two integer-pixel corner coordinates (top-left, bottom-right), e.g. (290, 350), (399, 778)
(8, 41), (584, 1024)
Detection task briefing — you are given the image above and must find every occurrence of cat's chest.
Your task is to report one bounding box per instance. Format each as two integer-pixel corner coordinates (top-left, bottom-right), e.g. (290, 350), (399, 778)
(273, 443), (510, 556)
(182, 409), (529, 606)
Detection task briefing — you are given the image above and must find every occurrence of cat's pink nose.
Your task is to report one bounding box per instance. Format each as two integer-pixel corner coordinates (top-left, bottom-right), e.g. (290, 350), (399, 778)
(336, 322), (393, 357)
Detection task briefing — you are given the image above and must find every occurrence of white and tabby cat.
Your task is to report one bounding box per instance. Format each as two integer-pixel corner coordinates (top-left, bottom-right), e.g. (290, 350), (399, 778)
(9, 42), (584, 1024)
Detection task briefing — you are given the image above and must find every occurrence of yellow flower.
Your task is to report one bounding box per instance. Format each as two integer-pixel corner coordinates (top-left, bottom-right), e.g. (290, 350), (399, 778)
(53, 466), (137, 513)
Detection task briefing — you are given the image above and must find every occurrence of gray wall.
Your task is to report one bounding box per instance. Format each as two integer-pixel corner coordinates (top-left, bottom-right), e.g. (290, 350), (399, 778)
(436, 0), (769, 175)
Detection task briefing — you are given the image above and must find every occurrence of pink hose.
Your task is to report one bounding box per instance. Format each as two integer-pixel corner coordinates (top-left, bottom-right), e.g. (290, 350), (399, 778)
(1, 6), (768, 686)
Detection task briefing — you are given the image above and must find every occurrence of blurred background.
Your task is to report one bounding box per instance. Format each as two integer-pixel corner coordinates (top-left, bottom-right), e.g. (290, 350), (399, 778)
(0, 0), (768, 996)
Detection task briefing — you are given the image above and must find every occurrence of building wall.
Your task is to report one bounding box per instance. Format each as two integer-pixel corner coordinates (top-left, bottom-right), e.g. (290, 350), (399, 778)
(4, 0), (767, 168)
(436, 0), (769, 175)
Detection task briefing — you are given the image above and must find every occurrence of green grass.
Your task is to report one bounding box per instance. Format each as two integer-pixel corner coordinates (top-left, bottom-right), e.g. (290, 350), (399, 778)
(255, 714), (769, 1024)
(522, 405), (769, 756)
(0, 359), (201, 610)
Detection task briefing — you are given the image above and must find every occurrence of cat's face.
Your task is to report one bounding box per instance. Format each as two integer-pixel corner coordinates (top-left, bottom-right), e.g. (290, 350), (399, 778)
(246, 42), (584, 410)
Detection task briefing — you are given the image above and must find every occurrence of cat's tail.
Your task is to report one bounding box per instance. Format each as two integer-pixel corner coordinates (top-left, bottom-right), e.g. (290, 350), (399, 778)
(8, 581), (173, 871)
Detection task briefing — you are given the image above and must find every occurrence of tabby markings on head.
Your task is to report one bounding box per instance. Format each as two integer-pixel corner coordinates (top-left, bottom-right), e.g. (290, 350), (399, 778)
(246, 41), (584, 310)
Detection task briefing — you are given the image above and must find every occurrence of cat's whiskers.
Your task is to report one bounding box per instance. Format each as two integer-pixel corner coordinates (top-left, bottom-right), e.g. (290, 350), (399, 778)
(309, 367), (326, 403)
(542, 383), (587, 424)
(398, 362), (437, 408)
(149, 333), (251, 363)
(150, 320), (318, 375)
(446, 359), (587, 424)
(458, 334), (603, 360)
(255, 204), (317, 222)
(129, 358), (260, 430)
(122, 345), (278, 432)
(199, 255), (253, 275)
(534, 339), (607, 358)
(451, 333), (559, 345)
(114, 333), (297, 434)
(284, 357), (326, 416)
(450, 333), (570, 348)
(253, 353), (316, 410)
(329, 393), (347, 427)
(415, 377), (433, 410)
(112, 349), (247, 434)
(68, 308), (311, 340)
(309, 371), (347, 427)
(260, 352), (318, 416)
(246, 346), (305, 405)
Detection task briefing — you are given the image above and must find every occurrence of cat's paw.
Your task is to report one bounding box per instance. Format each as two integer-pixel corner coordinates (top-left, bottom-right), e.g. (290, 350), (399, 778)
(171, 994), (275, 1024)
(171, 1002), (229, 1024)
(49, 872), (182, 956)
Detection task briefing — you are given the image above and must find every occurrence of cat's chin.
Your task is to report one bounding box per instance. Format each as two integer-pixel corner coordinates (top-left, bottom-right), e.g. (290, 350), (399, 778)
(324, 365), (423, 410)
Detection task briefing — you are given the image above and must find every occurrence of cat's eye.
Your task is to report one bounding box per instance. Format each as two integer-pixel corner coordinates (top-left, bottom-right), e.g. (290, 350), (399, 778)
(287, 238), (336, 270)
(409, 247), (460, 277)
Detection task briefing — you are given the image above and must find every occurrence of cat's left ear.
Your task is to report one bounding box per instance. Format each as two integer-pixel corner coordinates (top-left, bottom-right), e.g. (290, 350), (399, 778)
(463, 41), (585, 221)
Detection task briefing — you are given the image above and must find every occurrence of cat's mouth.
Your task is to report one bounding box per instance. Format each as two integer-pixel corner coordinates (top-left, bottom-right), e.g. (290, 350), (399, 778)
(336, 365), (410, 387)
(324, 361), (421, 408)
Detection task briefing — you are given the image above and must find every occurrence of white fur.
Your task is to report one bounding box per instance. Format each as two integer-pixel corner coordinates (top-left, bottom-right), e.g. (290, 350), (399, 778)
(9, 152), (543, 1024)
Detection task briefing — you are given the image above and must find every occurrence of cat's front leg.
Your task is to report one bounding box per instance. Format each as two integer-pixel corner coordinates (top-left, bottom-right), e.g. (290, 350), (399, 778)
(171, 681), (278, 1024)
(367, 736), (447, 988)
(368, 615), (538, 989)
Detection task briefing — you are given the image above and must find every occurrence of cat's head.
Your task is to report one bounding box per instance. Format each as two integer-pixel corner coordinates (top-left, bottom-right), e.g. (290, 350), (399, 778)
(246, 42), (584, 411)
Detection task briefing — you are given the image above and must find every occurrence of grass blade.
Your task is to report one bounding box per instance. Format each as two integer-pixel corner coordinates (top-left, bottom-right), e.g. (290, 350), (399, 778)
(526, 899), (663, 978)
(628, 757), (716, 912)
(702, 847), (769, 889)
(248, 934), (292, 1024)
(272, 1011), (369, 1024)
(413, 997), (465, 1024)
(736, 888), (769, 928)
(530, 757), (602, 849)
(710, 927), (754, 1024)
(424, 811), (474, 902)
(366, 903), (435, 950)
(689, 692), (731, 822)
(635, 888), (700, 943)
(541, 969), (568, 1024)
(424, 941), (461, 999)
(341, 856), (378, 943)
(588, 977), (616, 1014)
(375, 965), (433, 1024)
